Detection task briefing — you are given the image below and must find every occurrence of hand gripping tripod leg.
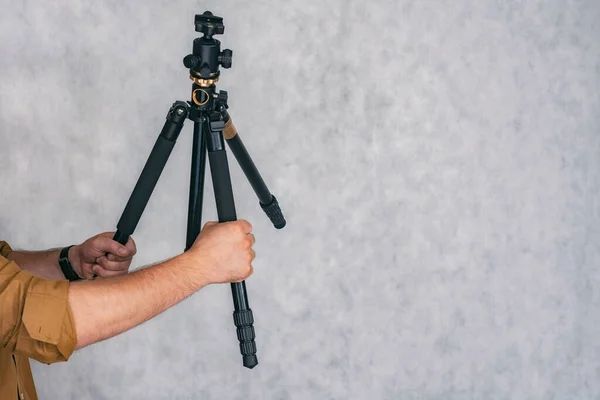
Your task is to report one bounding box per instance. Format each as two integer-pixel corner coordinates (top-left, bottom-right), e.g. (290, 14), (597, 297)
(108, 11), (285, 369)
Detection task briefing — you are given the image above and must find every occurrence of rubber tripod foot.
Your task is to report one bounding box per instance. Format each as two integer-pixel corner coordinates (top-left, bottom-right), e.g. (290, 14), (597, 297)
(260, 195), (286, 229)
(243, 355), (258, 369)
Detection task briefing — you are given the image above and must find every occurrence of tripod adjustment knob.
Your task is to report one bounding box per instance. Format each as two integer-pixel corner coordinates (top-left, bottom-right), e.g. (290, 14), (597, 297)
(183, 54), (199, 69)
(220, 49), (233, 68)
(217, 90), (228, 107)
(199, 63), (212, 78)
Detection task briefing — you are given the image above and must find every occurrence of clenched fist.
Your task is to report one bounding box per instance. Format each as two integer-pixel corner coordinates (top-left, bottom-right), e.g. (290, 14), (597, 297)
(70, 233), (137, 279)
(186, 220), (255, 284)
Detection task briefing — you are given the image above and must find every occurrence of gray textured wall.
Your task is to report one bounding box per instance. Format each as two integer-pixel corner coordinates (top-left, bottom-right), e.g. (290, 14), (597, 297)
(1, 0), (599, 399)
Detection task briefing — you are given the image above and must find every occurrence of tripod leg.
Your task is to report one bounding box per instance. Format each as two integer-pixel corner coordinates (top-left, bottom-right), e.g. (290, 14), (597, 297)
(204, 117), (259, 369)
(112, 101), (189, 244)
(222, 112), (286, 229)
(185, 121), (207, 250)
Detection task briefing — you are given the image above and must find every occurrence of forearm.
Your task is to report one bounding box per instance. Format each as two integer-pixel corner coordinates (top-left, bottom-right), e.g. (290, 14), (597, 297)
(68, 253), (210, 350)
(6, 246), (76, 280)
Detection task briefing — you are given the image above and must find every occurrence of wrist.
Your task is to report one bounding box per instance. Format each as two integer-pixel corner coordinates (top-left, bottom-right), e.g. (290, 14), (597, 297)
(65, 245), (83, 279)
(175, 252), (213, 289)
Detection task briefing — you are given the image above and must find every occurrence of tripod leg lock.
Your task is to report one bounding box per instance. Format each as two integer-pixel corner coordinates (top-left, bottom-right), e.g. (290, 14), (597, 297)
(233, 309), (258, 368)
(260, 195), (286, 229)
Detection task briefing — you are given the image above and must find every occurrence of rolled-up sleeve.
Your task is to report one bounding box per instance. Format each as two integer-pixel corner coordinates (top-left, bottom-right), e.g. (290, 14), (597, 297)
(0, 241), (77, 364)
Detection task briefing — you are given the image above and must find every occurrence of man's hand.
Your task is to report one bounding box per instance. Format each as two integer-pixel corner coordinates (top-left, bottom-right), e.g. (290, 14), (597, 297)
(185, 220), (256, 284)
(70, 233), (137, 279)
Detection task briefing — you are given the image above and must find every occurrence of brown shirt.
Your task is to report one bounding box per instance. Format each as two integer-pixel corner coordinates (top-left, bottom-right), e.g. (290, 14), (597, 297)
(0, 241), (77, 400)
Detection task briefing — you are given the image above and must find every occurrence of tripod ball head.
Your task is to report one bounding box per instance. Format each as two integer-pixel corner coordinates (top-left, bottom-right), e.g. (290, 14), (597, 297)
(183, 11), (233, 80)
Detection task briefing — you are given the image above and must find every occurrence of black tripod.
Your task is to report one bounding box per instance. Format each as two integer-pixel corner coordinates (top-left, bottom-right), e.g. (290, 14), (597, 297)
(109, 11), (285, 369)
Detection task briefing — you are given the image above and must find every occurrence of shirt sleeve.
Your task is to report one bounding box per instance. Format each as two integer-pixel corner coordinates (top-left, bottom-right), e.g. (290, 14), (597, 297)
(0, 240), (77, 364)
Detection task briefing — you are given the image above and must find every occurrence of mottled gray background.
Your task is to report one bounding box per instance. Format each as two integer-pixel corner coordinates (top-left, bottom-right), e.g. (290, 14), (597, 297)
(1, 0), (599, 399)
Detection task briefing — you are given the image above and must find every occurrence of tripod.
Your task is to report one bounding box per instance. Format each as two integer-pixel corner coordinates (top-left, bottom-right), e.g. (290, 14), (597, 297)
(109, 11), (285, 369)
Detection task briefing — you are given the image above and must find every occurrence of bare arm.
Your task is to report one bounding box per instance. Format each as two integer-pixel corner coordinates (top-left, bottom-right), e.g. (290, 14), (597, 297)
(68, 253), (208, 349)
(67, 220), (254, 350)
(5, 247), (67, 280)
(6, 233), (136, 281)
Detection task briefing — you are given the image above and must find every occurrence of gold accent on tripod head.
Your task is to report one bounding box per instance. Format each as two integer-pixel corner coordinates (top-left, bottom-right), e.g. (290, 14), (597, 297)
(192, 89), (210, 106)
(190, 74), (219, 88)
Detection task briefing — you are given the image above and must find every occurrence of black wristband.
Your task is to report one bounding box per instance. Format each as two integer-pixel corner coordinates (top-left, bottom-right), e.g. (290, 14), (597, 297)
(58, 245), (82, 281)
